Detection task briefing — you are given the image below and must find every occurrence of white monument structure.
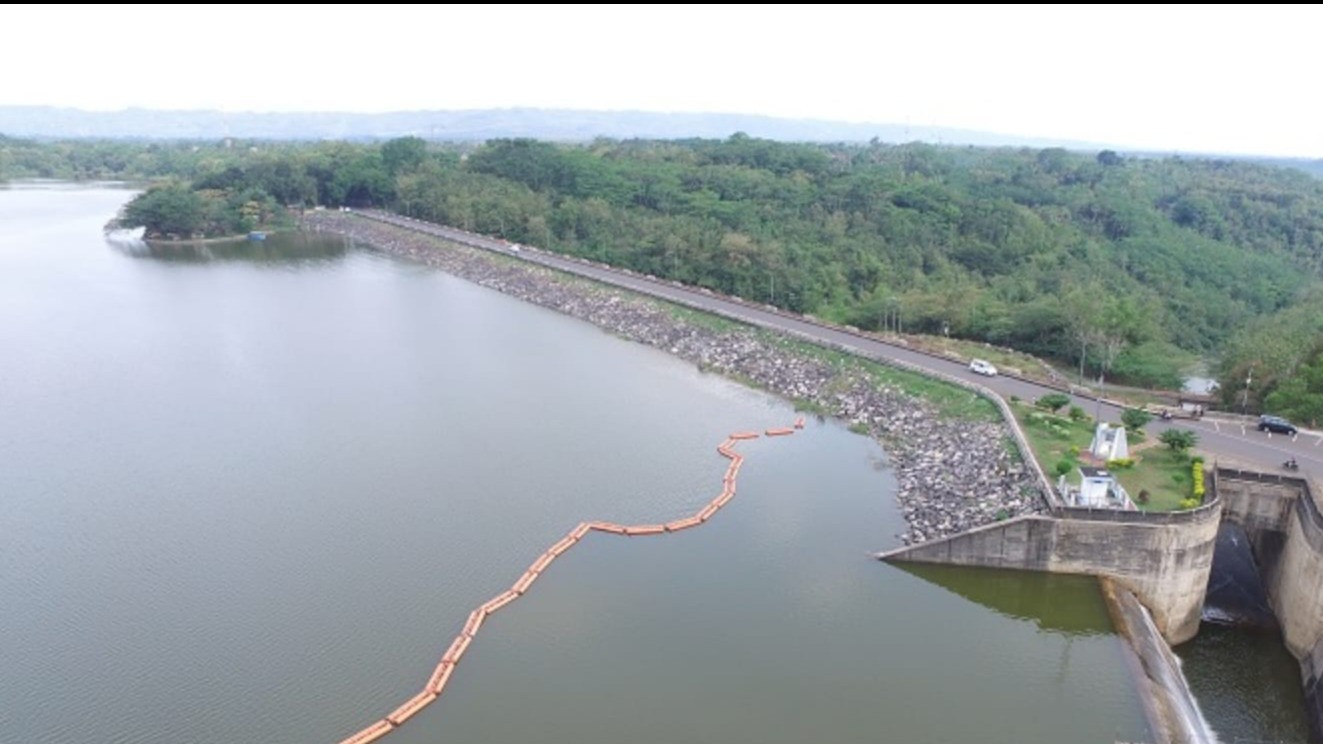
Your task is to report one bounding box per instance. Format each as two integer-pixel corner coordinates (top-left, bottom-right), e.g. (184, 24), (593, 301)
(1090, 422), (1129, 461)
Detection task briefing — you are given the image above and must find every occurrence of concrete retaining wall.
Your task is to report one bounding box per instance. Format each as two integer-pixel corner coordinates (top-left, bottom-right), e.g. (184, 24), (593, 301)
(1270, 490), (1323, 661)
(1213, 469), (1323, 670)
(1216, 468), (1298, 572)
(1304, 636), (1323, 744)
(878, 502), (1222, 643)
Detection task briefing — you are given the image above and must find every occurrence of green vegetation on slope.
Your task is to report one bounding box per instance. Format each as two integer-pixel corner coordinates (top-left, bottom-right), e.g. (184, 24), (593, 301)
(397, 137), (1323, 390)
(8, 133), (1323, 398)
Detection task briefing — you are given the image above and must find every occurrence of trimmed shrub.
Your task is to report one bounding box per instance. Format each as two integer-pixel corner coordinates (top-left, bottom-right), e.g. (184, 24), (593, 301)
(1036, 393), (1071, 413)
(1121, 408), (1153, 431)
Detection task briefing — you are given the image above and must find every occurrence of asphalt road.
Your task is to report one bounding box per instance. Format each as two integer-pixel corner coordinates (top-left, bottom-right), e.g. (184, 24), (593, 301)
(356, 210), (1322, 480)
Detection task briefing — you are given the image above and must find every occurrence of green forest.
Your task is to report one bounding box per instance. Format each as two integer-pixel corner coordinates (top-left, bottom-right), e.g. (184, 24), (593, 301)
(4, 133), (1322, 423)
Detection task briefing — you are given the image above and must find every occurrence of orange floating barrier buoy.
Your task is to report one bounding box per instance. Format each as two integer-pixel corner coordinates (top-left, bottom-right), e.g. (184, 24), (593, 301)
(669, 515), (703, 530)
(512, 570), (539, 594)
(481, 589), (519, 615)
(442, 632), (472, 665)
(427, 660), (454, 694)
(548, 535), (578, 556)
(462, 609), (484, 638)
(332, 423), (802, 743)
(339, 719), (394, 744)
(387, 690), (438, 726)
(529, 552), (556, 574)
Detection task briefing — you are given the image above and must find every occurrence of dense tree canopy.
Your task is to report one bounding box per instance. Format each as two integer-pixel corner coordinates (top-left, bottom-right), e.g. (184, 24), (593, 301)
(8, 133), (1323, 397)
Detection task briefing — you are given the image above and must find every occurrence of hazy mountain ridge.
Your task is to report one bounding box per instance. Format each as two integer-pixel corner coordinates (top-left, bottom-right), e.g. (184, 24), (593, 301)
(0, 105), (1106, 148)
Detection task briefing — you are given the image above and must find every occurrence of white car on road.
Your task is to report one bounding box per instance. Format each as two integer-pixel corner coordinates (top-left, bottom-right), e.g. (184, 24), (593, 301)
(969, 359), (998, 376)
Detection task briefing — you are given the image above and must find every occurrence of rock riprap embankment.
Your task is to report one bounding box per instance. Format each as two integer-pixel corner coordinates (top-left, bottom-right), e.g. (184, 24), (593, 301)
(303, 213), (1041, 544)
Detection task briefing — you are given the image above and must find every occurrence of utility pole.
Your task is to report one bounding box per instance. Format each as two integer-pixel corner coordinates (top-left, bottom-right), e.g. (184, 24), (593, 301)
(1241, 364), (1254, 415)
(1094, 369), (1105, 424)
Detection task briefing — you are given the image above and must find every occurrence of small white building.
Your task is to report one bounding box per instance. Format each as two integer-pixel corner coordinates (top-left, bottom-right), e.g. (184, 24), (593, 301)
(1058, 466), (1136, 510)
(1090, 422), (1129, 461)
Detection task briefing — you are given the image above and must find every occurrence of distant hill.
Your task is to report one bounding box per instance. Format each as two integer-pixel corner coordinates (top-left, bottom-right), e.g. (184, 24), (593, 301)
(0, 105), (1108, 149)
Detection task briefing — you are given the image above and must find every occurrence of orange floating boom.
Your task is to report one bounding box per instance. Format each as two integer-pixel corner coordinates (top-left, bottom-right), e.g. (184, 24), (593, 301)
(387, 690), (438, 726)
(529, 552), (556, 574)
(332, 424), (801, 743)
(427, 661), (454, 694)
(548, 535), (578, 556)
(442, 633), (472, 665)
(668, 515), (703, 530)
(481, 589), (519, 615)
(462, 609), (484, 638)
(339, 719), (394, 744)
(512, 571), (539, 595)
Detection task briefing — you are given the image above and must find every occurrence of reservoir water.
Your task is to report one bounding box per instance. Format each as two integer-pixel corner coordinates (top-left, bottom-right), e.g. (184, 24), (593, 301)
(0, 185), (1153, 743)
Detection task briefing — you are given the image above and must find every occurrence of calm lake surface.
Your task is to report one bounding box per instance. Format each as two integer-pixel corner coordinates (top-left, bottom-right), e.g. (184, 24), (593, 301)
(0, 185), (1156, 744)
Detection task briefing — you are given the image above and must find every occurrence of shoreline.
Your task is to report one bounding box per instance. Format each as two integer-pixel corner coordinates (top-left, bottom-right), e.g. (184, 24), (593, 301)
(143, 230), (284, 246)
(302, 212), (1042, 545)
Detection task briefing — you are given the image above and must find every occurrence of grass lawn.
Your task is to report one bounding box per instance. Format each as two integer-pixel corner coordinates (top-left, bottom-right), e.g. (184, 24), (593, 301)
(765, 332), (1001, 422)
(1113, 448), (1197, 512)
(1011, 401), (1196, 511)
(902, 335), (1051, 378)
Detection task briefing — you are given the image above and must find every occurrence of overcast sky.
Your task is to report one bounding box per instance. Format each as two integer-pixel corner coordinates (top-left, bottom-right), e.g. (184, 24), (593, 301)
(5, 4), (1322, 157)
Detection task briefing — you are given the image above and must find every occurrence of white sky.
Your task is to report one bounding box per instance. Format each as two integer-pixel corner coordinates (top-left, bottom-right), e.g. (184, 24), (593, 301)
(4, 4), (1323, 157)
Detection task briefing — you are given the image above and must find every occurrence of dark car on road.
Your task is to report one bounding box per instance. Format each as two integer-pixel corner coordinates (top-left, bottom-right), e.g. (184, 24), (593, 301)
(1258, 415), (1298, 435)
